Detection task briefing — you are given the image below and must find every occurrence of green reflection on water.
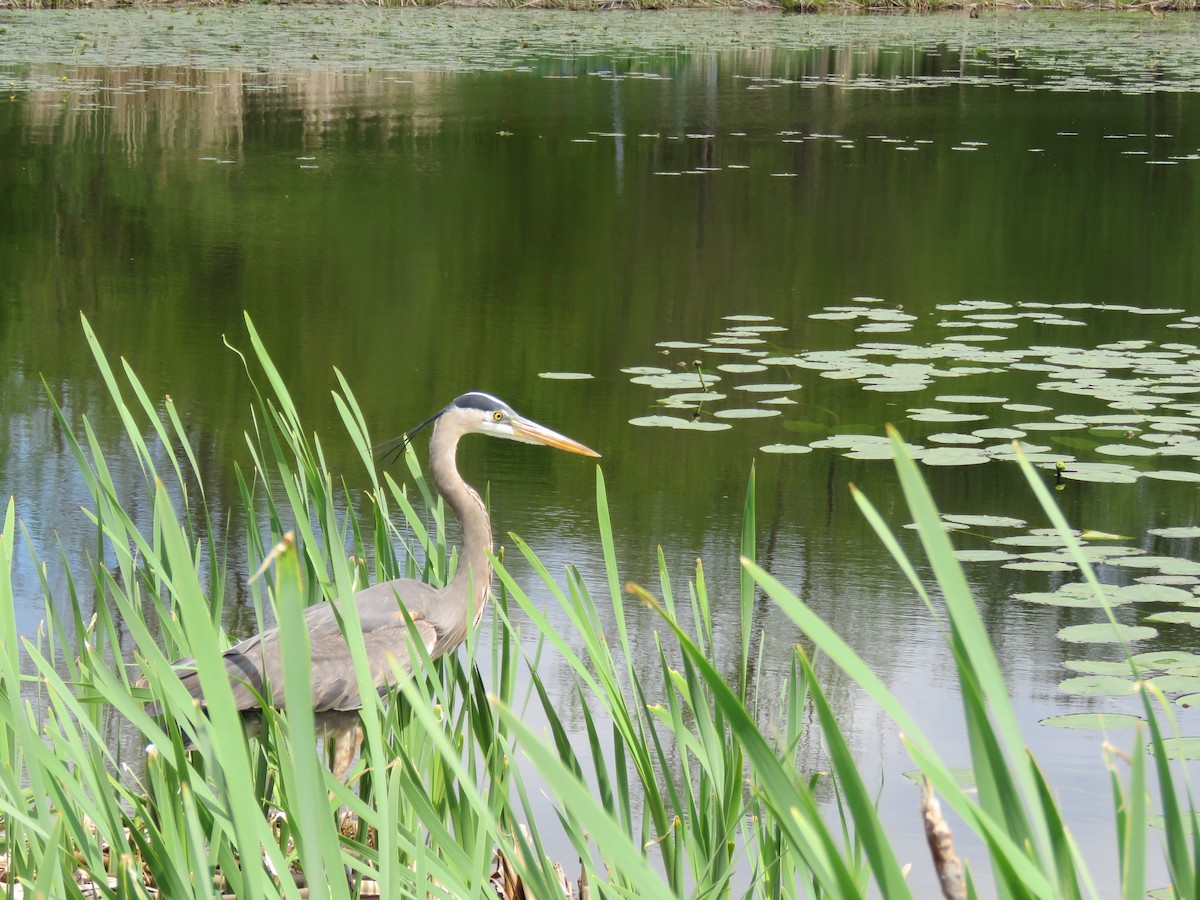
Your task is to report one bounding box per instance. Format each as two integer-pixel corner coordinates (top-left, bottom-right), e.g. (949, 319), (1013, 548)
(2, 15), (1200, 891)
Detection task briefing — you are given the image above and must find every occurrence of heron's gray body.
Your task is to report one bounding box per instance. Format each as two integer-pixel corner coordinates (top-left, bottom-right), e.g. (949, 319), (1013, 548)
(164, 392), (595, 767)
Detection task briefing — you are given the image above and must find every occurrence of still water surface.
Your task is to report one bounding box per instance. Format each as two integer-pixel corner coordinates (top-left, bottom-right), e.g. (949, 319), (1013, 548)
(2, 8), (1200, 893)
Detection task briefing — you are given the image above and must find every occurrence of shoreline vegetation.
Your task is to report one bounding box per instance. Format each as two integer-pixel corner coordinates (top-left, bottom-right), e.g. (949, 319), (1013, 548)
(1, 314), (1196, 897)
(0, 0), (1196, 13)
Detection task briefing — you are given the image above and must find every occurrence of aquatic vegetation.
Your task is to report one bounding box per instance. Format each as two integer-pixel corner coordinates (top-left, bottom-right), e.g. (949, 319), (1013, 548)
(629, 302), (1200, 481)
(2, 318), (1199, 897)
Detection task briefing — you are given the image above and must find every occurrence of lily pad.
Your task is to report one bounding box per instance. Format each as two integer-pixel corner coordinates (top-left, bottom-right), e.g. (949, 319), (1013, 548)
(1064, 659), (1138, 676)
(1017, 584), (1129, 608)
(1058, 622), (1158, 644)
(760, 444), (813, 455)
(1146, 674), (1200, 692)
(628, 416), (732, 432)
(1057, 463), (1142, 484)
(936, 395), (1008, 404)
(943, 514), (1026, 528)
(1115, 584), (1195, 604)
(1145, 470), (1200, 483)
(735, 383), (802, 393)
(713, 408), (781, 419)
(631, 373), (721, 390)
(717, 363), (767, 374)
(973, 428), (1027, 440)
(1004, 561), (1076, 572)
(1095, 443), (1158, 457)
(908, 410), (989, 423)
(1041, 712), (1142, 730)
(1145, 611), (1200, 627)
(538, 371), (593, 380)
(993, 534), (1073, 548)
(928, 433), (985, 445)
(954, 549), (1017, 562)
(1058, 675), (1137, 696)
(921, 447), (991, 466)
(1148, 526), (1200, 539)
(1132, 650), (1200, 668)
(1109, 556), (1200, 575)
(1149, 737), (1200, 760)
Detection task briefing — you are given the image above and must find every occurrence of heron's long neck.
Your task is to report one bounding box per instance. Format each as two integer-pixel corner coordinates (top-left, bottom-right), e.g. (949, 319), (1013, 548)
(428, 421), (493, 628)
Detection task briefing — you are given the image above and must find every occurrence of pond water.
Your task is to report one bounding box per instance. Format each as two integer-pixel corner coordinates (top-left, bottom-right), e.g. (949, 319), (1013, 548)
(2, 7), (1200, 894)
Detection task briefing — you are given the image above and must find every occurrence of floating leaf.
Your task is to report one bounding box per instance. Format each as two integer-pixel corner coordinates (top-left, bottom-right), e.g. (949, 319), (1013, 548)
(1149, 737), (1200, 760)
(1148, 526), (1200, 539)
(1146, 674), (1200, 692)
(1017, 421), (1087, 432)
(760, 443), (813, 455)
(1132, 651), (1200, 668)
(973, 428), (1027, 440)
(954, 549), (1017, 562)
(943, 514), (1026, 528)
(714, 408), (781, 419)
(928, 433), (985, 445)
(1145, 470), (1200, 483)
(1041, 713), (1142, 730)
(628, 416), (732, 431)
(1115, 584), (1194, 604)
(936, 395), (1008, 404)
(844, 445), (925, 461)
(630, 373), (720, 390)
(1004, 561), (1076, 572)
(1058, 622), (1157, 643)
(993, 534), (1073, 547)
(1110, 556), (1200, 575)
(665, 392), (727, 403)
(1095, 443), (1158, 457)
(1078, 530), (1132, 541)
(538, 371), (593, 380)
(810, 434), (889, 449)
(735, 383), (802, 393)
(716, 363), (767, 374)
(1017, 584), (1129, 608)
(1137, 575), (1200, 586)
(921, 447), (990, 466)
(1064, 660), (1138, 676)
(1058, 675), (1138, 696)
(908, 410), (989, 423)
(1145, 611), (1200, 627)
(1057, 463), (1142, 484)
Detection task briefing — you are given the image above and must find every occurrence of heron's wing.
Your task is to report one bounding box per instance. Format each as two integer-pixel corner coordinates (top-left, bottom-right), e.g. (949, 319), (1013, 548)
(173, 578), (444, 713)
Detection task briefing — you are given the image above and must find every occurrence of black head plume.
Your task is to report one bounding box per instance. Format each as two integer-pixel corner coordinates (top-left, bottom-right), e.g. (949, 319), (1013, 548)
(374, 393), (513, 467)
(373, 407), (443, 467)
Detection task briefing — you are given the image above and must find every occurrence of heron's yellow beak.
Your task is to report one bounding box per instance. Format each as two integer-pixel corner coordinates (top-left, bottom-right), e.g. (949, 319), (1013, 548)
(512, 419), (601, 458)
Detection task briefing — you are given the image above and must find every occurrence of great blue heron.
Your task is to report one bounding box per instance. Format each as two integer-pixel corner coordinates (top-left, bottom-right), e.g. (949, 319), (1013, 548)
(163, 391), (599, 776)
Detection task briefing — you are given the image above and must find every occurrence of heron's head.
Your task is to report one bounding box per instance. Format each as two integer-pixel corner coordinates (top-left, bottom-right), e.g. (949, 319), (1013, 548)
(443, 392), (600, 457)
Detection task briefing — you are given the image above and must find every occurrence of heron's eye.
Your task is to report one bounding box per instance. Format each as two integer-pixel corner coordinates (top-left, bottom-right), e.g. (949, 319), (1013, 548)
(492, 411), (504, 422)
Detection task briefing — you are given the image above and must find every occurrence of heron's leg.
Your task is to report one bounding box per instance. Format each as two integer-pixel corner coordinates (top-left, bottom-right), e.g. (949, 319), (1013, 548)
(331, 723), (364, 782)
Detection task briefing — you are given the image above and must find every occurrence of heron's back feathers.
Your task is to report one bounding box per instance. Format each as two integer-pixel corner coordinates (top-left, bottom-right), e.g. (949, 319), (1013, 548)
(174, 577), (443, 714)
